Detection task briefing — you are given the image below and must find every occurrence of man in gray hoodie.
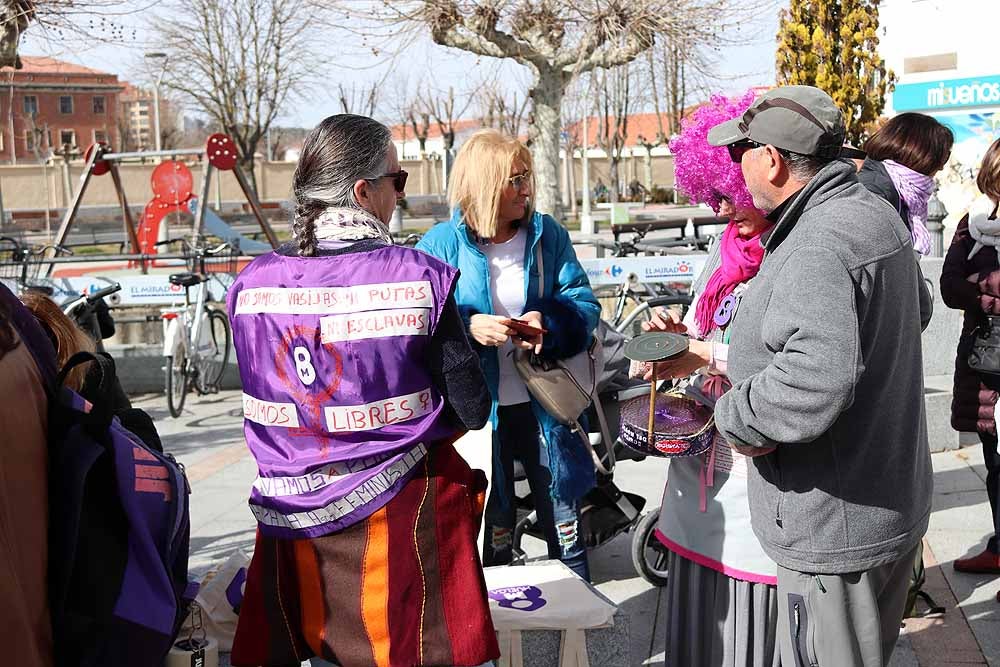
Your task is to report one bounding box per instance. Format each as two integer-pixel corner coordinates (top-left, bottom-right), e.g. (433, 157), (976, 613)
(701, 86), (933, 667)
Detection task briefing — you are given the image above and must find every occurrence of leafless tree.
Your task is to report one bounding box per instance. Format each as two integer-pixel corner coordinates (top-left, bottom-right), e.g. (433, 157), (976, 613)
(1, 0), (137, 67)
(115, 110), (135, 153)
(419, 85), (475, 155)
(404, 103), (430, 155)
(152, 0), (316, 192)
(337, 83), (379, 117)
(594, 64), (632, 204)
(478, 83), (530, 139)
(417, 85), (476, 188)
(560, 77), (593, 216)
(323, 0), (766, 217)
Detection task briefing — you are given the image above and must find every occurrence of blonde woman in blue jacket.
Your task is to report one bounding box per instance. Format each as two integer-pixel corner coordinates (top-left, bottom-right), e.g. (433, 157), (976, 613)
(417, 129), (601, 579)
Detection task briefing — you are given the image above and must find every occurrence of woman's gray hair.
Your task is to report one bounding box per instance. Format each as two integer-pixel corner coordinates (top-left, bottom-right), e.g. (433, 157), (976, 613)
(291, 114), (392, 256)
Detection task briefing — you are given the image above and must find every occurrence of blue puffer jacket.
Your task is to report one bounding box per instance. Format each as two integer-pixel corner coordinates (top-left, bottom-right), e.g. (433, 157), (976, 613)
(416, 209), (601, 511)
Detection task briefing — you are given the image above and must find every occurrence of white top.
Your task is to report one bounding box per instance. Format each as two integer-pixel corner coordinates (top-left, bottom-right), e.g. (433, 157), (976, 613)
(481, 227), (531, 406)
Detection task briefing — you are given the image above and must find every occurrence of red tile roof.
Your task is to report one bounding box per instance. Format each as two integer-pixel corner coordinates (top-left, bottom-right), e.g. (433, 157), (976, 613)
(390, 118), (481, 141)
(565, 112), (674, 148)
(390, 113), (675, 148)
(4, 56), (116, 77)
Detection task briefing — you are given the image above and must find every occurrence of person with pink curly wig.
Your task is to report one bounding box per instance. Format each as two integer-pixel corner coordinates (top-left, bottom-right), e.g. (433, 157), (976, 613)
(641, 91), (780, 667)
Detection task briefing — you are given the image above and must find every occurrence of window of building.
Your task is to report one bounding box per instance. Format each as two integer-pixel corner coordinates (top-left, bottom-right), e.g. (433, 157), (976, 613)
(94, 129), (108, 144)
(138, 109), (149, 116)
(23, 95), (38, 116)
(93, 96), (106, 114)
(59, 96), (73, 114)
(60, 130), (76, 148)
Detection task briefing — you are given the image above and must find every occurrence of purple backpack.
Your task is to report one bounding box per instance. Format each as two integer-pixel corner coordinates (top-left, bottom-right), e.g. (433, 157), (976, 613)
(46, 352), (191, 666)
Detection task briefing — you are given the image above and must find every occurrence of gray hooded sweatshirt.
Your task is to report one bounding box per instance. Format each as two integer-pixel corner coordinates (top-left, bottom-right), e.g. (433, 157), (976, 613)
(714, 159), (933, 574)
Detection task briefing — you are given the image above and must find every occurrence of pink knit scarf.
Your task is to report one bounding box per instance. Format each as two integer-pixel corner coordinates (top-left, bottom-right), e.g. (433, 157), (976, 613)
(695, 222), (770, 336)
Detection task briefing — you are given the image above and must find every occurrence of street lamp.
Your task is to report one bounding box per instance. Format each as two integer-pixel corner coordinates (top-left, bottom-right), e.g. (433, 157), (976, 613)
(144, 52), (169, 152)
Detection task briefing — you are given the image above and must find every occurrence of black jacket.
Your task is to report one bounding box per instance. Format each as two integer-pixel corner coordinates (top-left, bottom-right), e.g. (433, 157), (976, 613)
(857, 158), (910, 229)
(857, 157), (933, 329)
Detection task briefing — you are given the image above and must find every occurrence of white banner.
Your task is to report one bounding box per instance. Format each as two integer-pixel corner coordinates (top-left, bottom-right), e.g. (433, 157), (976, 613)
(234, 281), (433, 316)
(324, 387), (433, 433)
(580, 255), (708, 286)
(320, 307), (430, 343)
(9, 274), (233, 306)
(241, 393), (301, 428)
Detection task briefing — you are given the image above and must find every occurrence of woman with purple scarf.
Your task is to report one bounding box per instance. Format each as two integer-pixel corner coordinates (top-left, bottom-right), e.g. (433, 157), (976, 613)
(641, 92), (780, 667)
(858, 112), (954, 254)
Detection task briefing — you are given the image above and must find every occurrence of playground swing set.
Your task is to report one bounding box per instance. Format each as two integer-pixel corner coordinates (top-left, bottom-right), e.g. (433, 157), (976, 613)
(45, 133), (280, 278)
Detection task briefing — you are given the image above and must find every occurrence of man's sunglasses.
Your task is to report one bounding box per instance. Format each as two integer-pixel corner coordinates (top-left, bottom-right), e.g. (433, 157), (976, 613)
(370, 169), (408, 193)
(727, 139), (762, 163)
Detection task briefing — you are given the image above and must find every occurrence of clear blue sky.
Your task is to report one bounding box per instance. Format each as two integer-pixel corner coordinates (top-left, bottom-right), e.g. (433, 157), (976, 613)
(17, 3), (781, 129)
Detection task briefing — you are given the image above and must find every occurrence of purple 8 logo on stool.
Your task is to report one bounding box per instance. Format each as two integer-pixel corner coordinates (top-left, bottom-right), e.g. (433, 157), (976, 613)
(488, 585), (547, 612)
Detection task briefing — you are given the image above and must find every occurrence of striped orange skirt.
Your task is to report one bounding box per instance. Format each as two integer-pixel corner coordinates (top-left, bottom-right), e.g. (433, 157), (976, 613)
(231, 442), (500, 667)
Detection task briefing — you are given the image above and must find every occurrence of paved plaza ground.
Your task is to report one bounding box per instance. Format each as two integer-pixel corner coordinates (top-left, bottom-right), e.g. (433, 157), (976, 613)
(139, 389), (1000, 666)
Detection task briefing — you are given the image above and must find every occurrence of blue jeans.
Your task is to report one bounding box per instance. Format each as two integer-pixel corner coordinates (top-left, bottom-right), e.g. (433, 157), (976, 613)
(483, 402), (590, 580)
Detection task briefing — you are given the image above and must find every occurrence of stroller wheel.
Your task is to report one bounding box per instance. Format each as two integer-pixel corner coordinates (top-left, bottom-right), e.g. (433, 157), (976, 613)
(632, 509), (669, 587)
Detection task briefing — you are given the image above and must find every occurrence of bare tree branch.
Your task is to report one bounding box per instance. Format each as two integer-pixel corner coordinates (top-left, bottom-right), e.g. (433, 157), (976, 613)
(320, 0), (771, 216)
(152, 0), (316, 191)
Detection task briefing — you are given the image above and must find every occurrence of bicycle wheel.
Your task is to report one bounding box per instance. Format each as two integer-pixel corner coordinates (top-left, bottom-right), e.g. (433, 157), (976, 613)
(165, 348), (188, 418)
(631, 508), (670, 587)
(619, 293), (693, 337)
(195, 308), (232, 394)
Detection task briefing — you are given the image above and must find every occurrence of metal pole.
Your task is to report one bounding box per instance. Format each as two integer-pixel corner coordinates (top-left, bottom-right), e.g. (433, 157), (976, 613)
(0, 173), (6, 231)
(46, 147), (102, 276)
(231, 163), (279, 248)
(581, 113), (594, 235)
(7, 80), (16, 166)
(926, 189), (948, 258)
(193, 162), (214, 238)
(103, 147), (203, 161)
(108, 163), (143, 269)
(152, 85), (161, 152)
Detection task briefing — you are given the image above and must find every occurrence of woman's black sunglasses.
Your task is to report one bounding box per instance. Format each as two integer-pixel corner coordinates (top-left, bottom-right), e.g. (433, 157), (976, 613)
(370, 169), (408, 193)
(727, 139), (761, 163)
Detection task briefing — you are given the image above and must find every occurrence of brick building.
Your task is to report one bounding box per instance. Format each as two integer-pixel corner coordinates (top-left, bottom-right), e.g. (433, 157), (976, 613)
(119, 82), (154, 151)
(0, 56), (124, 164)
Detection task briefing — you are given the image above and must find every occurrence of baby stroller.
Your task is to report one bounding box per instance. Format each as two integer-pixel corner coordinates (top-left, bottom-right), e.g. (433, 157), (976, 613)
(510, 320), (671, 586)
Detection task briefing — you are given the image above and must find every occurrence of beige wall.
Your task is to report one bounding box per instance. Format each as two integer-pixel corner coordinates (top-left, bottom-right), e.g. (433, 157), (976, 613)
(0, 154), (678, 212)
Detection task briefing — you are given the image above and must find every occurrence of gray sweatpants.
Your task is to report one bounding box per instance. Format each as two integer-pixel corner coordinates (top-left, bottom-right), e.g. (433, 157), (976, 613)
(776, 543), (918, 667)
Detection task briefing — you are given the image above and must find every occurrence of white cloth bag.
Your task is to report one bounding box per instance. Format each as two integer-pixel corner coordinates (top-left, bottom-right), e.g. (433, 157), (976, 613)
(180, 549), (251, 652)
(485, 562), (618, 667)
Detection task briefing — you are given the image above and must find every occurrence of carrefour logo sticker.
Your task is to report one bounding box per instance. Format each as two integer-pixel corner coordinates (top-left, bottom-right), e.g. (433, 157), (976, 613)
(581, 256), (707, 285)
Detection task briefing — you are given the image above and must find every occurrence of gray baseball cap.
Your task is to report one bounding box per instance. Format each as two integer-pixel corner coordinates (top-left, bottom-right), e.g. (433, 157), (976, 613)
(708, 85), (863, 159)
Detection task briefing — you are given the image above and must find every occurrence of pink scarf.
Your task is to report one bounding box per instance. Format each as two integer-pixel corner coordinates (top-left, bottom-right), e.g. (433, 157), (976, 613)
(694, 222), (770, 336)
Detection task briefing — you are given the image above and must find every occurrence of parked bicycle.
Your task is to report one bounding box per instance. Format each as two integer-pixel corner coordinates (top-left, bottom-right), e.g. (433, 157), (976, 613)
(63, 282), (122, 351)
(591, 228), (693, 336)
(160, 239), (235, 417)
(0, 236), (73, 291)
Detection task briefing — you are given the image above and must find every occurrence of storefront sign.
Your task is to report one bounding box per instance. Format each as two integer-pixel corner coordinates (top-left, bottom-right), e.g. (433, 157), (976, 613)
(894, 74), (1000, 112)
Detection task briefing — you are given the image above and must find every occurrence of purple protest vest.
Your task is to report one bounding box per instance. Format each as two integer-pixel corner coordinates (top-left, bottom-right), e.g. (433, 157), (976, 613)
(227, 244), (459, 538)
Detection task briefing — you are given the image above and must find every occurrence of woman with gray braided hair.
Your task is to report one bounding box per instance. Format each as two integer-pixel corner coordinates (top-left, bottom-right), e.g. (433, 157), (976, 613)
(227, 114), (498, 667)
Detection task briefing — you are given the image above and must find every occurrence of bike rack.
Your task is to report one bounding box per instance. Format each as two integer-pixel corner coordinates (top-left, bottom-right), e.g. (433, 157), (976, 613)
(45, 134), (280, 277)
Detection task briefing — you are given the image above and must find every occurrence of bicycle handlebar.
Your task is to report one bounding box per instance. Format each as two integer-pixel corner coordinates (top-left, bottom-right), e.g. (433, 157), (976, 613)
(87, 282), (122, 303)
